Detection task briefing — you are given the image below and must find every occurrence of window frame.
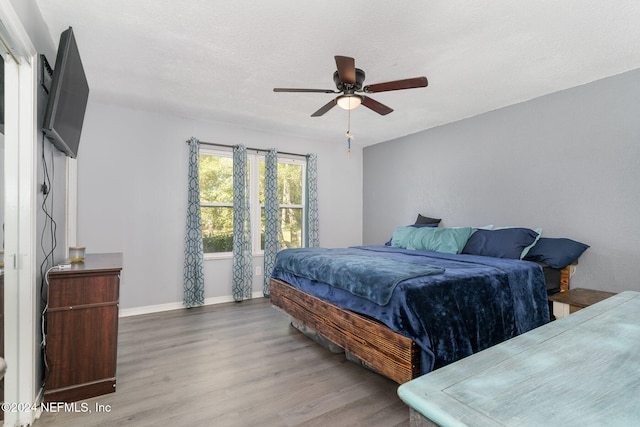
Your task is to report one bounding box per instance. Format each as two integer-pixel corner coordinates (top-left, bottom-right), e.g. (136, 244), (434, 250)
(199, 147), (306, 259)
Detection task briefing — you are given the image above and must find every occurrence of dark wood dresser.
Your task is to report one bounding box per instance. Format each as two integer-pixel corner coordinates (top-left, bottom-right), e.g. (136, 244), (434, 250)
(44, 253), (123, 402)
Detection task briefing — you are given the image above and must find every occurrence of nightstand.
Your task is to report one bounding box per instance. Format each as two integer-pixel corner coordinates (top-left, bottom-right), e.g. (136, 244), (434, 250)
(548, 288), (616, 319)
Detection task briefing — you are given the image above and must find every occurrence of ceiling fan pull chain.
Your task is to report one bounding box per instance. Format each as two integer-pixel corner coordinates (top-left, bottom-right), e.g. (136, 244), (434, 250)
(346, 108), (353, 159)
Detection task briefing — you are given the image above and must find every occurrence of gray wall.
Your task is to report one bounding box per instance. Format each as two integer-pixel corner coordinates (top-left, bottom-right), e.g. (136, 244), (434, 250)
(77, 102), (363, 310)
(10, 0), (56, 58)
(364, 68), (640, 294)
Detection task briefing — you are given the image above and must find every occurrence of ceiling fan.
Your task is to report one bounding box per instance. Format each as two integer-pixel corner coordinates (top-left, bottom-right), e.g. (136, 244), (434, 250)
(273, 55), (428, 117)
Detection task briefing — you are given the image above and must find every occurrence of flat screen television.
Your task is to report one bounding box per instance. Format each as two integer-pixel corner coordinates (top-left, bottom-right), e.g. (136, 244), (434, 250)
(43, 27), (89, 158)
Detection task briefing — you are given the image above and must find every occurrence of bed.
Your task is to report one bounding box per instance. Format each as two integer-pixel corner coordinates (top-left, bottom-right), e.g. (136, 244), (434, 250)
(269, 225), (588, 384)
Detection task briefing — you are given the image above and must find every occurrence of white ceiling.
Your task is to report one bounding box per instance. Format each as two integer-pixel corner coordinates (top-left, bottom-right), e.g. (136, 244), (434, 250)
(35, 0), (640, 147)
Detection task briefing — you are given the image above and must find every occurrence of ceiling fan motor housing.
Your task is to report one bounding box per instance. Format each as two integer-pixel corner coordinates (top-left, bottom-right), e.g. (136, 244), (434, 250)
(333, 68), (366, 92)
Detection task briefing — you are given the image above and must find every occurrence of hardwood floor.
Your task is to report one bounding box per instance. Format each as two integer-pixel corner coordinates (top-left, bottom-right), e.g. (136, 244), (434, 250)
(35, 298), (409, 426)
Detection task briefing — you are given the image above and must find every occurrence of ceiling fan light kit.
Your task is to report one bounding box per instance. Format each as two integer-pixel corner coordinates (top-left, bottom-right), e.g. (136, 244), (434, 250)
(336, 95), (362, 110)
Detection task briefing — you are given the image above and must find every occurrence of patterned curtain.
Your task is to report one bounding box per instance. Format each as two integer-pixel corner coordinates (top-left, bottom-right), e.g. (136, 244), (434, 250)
(305, 153), (320, 247)
(232, 144), (253, 301)
(183, 137), (205, 308)
(263, 149), (279, 296)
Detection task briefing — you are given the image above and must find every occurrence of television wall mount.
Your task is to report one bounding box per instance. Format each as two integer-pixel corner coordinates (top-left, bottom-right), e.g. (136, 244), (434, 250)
(40, 54), (53, 94)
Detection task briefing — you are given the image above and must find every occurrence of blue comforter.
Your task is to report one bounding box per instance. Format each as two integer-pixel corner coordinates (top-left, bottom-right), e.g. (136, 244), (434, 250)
(271, 245), (549, 374)
(273, 247), (445, 305)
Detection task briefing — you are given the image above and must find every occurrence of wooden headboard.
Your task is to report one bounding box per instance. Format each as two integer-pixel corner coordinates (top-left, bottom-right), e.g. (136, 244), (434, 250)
(538, 261), (578, 294)
(560, 262), (578, 292)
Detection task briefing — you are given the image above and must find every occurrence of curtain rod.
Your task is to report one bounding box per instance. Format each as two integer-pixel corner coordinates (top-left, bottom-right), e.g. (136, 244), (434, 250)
(186, 139), (308, 158)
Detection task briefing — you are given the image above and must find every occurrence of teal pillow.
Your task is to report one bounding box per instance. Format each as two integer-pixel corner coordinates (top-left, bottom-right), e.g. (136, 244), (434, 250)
(407, 227), (475, 254)
(390, 226), (417, 248)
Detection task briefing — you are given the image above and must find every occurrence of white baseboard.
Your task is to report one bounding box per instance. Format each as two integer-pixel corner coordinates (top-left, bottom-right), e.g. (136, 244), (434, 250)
(119, 291), (267, 317)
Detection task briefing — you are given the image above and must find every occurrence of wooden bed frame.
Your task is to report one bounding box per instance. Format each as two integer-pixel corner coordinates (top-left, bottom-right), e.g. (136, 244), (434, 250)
(270, 278), (419, 383)
(270, 263), (577, 384)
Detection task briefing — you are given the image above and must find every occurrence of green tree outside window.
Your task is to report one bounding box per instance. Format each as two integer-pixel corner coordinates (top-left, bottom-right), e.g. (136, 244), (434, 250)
(199, 152), (304, 253)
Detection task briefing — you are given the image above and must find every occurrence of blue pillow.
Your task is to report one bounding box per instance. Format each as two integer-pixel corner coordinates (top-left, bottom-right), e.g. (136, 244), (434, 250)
(492, 226), (542, 258)
(524, 237), (589, 269)
(462, 228), (539, 259)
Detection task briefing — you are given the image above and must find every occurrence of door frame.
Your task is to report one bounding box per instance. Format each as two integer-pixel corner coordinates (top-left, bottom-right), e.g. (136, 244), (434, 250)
(1, 1), (40, 425)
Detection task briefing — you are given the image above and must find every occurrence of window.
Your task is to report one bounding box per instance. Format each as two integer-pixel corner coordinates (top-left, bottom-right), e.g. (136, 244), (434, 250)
(199, 149), (306, 255)
(199, 152), (234, 253)
(258, 159), (304, 250)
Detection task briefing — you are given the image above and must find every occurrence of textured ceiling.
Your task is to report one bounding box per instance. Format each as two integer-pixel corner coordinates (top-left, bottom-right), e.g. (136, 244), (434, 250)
(35, 0), (640, 147)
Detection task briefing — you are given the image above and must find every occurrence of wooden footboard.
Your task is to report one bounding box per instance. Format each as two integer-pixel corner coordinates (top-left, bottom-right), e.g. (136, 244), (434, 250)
(270, 278), (419, 384)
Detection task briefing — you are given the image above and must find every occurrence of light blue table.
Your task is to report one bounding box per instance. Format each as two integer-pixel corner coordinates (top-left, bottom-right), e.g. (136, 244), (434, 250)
(398, 291), (640, 426)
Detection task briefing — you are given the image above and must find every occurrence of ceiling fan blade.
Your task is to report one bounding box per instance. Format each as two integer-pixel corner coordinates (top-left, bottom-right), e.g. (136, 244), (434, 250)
(311, 99), (337, 117)
(361, 96), (393, 115)
(274, 88), (337, 93)
(334, 55), (356, 85)
(364, 76), (428, 93)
